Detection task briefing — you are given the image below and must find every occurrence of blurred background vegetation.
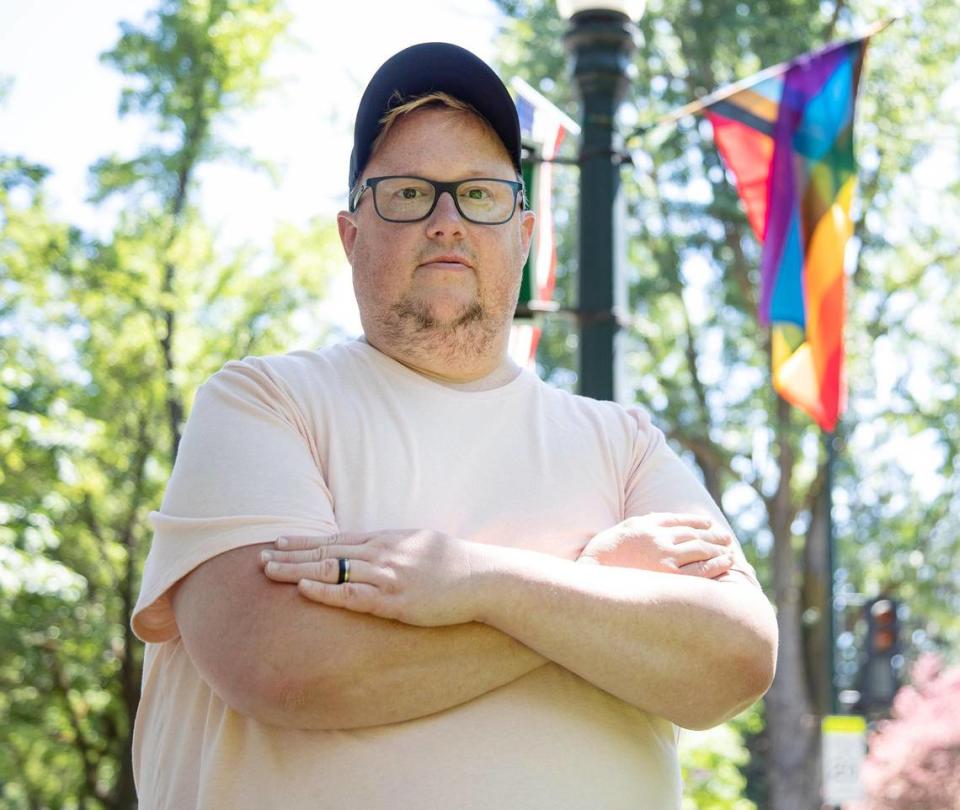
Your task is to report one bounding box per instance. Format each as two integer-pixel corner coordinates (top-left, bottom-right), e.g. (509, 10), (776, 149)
(1, 0), (958, 807)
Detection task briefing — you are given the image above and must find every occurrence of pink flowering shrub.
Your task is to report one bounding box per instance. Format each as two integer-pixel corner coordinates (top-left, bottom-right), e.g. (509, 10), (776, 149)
(858, 654), (960, 809)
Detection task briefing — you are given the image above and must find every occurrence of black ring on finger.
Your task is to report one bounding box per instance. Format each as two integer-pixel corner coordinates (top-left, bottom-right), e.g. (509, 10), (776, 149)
(337, 558), (350, 585)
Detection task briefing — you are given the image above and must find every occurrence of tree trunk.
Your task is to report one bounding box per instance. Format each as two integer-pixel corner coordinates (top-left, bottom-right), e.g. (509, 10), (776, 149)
(803, 444), (833, 717)
(102, 417), (151, 809)
(767, 546), (820, 809)
(767, 395), (821, 810)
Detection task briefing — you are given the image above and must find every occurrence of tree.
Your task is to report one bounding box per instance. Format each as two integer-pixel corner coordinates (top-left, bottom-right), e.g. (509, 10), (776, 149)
(492, 1), (960, 808)
(0, 2), (341, 806)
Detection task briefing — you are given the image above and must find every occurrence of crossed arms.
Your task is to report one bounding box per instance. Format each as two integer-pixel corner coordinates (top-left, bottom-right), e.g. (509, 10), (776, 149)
(167, 361), (777, 733)
(174, 542), (549, 729)
(173, 515), (777, 732)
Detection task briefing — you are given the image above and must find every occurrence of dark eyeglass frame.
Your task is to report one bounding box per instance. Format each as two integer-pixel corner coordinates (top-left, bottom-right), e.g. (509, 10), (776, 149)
(349, 175), (526, 225)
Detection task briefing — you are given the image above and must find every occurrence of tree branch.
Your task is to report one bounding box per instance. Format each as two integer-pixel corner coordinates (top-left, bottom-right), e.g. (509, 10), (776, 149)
(824, 0), (847, 41)
(111, 414), (151, 810)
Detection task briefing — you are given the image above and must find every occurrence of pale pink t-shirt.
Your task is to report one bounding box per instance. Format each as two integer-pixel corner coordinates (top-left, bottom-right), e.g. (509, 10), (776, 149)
(132, 340), (750, 809)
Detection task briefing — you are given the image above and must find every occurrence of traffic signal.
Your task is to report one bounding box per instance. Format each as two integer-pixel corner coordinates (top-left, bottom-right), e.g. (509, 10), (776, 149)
(859, 596), (901, 712)
(868, 598), (899, 656)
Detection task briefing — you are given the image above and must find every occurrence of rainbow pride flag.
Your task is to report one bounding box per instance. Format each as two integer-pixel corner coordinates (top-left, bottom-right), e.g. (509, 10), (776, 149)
(703, 34), (875, 431)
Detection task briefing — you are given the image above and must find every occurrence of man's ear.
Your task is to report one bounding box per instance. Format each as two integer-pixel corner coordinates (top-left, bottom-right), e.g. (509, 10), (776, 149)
(337, 211), (358, 263)
(519, 209), (536, 264)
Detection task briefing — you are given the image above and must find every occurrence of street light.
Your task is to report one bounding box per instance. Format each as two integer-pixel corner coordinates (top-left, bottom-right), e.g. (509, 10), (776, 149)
(557, 0), (642, 401)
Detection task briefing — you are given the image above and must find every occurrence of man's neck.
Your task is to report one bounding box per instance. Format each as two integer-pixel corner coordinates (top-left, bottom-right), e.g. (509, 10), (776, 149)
(360, 335), (521, 391)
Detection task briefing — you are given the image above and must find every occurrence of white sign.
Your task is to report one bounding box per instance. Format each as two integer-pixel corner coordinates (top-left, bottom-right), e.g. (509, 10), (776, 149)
(822, 715), (867, 805)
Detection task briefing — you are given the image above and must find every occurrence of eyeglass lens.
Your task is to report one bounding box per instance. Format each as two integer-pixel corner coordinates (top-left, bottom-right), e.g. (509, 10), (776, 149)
(372, 177), (518, 223)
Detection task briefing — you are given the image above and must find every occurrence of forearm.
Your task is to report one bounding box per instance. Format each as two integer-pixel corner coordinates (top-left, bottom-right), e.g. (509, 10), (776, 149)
(174, 543), (547, 731)
(471, 545), (778, 730)
(273, 610), (547, 730)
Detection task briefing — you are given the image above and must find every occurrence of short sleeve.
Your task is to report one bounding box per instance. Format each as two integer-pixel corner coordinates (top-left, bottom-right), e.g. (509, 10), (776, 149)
(623, 407), (759, 586)
(131, 359), (338, 643)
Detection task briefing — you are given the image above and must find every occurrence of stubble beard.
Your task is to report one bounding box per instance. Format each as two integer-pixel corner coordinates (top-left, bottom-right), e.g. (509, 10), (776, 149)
(382, 294), (502, 365)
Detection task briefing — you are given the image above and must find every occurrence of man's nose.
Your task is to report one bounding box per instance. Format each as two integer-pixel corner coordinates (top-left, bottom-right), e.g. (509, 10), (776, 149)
(425, 191), (466, 238)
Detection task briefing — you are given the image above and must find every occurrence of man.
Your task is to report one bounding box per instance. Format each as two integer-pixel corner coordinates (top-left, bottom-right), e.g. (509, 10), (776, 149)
(131, 42), (777, 809)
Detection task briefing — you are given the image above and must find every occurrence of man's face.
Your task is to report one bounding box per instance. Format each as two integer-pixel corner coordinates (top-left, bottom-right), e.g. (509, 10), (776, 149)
(338, 107), (535, 363)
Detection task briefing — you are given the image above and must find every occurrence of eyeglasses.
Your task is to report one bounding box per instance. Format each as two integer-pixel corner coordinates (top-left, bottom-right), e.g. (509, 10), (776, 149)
(350, 176), (525, 225)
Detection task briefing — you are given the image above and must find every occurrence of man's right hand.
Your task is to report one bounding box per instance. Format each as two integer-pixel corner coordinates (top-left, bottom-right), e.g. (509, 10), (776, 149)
(576, 513), (734, 578)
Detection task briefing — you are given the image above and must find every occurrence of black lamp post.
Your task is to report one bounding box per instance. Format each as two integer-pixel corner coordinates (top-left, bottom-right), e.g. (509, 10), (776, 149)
(557, 0), (642, 401)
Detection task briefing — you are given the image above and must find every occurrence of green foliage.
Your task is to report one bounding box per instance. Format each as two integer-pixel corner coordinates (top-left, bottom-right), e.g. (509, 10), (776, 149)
(92, 0), (290, 209)
(675, 703), (765, 809)
(834, 0), (960, 663)
(680, 725), (754, 810)
(0, 169), (338, 810)
(0, 1), (342, 806)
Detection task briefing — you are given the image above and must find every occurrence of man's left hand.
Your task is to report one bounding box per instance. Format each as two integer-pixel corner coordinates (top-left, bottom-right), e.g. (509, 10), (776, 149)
(259, 530), (481, 627)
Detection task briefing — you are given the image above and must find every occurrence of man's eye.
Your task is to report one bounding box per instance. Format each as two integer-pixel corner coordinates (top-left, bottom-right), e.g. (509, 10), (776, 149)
(399, 187), (421, 199)
(462, 187), (490, 200)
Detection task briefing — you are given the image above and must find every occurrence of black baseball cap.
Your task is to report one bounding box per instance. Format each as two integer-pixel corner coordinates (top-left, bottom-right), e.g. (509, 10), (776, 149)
(348, 42), (522, 194)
